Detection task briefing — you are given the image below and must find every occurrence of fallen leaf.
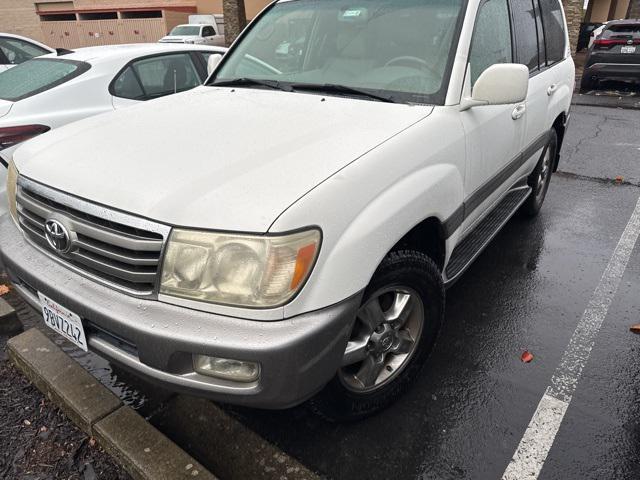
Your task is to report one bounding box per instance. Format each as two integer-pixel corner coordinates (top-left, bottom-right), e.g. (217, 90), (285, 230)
(521, 351), (534, 363)
(630, 325), (640, 334)
(0, 284), (9, 295)
(88, 437), (96, 447)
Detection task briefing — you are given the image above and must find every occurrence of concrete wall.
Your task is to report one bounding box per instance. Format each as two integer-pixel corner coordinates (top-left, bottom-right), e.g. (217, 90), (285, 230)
(588, 0), (631, 22)
(0, 0), (46, 42)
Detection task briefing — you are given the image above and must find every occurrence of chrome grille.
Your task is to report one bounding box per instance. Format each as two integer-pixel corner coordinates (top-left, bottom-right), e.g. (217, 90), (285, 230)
(16, 177), (171, 297)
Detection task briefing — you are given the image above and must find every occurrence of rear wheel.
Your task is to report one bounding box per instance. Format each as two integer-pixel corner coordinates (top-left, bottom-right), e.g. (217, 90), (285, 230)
(310, 250), (444, 421)
(521, 130), (557, 217)
(580, 75), (597, 93)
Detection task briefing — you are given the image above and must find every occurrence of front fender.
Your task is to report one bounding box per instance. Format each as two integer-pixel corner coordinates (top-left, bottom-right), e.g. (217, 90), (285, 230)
(273, 108), (466, 317)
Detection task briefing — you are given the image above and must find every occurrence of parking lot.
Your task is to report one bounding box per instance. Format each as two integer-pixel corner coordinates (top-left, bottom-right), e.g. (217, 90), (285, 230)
(2, 103), (638, 479)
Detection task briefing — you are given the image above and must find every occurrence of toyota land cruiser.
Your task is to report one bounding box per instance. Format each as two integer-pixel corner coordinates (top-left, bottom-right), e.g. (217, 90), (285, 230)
(1, 0), (574, 420)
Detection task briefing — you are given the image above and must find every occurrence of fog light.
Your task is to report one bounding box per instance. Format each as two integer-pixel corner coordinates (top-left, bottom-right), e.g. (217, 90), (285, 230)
(193, 355), (260, 383)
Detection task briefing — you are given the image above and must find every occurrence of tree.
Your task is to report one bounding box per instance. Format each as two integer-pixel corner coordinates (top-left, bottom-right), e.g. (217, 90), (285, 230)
(222, 0), (247, 47)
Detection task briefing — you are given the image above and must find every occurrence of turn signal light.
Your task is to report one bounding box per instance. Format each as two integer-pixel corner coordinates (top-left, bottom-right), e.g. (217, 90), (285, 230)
(0, 125), (50, 151)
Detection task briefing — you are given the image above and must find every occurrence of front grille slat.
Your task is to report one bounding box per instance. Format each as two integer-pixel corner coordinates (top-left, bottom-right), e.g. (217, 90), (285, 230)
(75, 238), (159, 266)
(16, 178), (170, 297)
(73, 251), (158, 284)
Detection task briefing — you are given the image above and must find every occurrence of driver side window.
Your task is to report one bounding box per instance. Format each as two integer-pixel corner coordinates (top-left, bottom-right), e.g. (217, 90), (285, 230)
(469, 0), (513, 86)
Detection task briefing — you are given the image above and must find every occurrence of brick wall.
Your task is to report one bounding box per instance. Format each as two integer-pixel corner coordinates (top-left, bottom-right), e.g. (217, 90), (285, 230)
(0, 0), (45, 42)
(562, 0), (585, 54)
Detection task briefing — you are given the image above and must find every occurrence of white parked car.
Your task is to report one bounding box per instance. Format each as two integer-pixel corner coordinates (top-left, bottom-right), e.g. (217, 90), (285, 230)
(0, 43), (226, 215)
(160, 24), (224, 47)
(1, 0), (574, 420)
(0, 33), (53, 73)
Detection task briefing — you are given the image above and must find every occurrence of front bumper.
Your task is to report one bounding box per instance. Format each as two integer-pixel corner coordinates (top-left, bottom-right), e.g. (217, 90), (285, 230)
(0, 216), (361, 408)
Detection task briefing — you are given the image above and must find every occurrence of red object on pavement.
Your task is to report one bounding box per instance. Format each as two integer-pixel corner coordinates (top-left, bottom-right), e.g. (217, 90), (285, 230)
(521, 351), (534, 363)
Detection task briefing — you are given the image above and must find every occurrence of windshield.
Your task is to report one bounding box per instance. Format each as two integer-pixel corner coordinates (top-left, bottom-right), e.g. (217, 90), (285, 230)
(170, 26), (201, 36)
(210, 0), (465, 104)
(0, 58), (89, 102)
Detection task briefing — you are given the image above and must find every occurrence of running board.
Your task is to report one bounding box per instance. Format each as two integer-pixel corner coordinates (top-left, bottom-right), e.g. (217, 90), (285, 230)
(444, 186), (532, 285)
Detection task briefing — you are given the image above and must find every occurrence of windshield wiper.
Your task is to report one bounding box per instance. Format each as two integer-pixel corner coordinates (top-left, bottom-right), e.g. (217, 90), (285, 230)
(209, 77), (292, 92)
(289, 83), (397, 103)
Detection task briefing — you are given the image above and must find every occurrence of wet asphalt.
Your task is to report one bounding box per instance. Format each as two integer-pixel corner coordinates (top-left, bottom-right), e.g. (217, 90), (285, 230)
(226, 104), (640, 480)
(3, 103), (639, 480)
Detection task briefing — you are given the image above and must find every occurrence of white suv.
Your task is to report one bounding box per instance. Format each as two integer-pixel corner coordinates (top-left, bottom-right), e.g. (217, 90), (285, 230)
(1, 0), (574, 420)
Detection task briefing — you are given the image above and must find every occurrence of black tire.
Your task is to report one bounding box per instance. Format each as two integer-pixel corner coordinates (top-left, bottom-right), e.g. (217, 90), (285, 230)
(520, 129), (558, 217)
(309, 250), (444, 422)
(580, 75), (596, 94)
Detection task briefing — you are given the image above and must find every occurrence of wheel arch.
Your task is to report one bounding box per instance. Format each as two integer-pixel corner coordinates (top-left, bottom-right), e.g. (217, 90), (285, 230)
(390, 216), (447, 272)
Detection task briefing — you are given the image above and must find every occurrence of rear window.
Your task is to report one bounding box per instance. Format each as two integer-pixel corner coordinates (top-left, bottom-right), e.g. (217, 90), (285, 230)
(170, 26), (201, 36)
(0, 58), (89, 101)
(603, 24), (640, 38)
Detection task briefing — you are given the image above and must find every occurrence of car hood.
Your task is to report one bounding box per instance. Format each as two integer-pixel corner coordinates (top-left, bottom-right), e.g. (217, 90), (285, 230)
(159, 35), (199, 42)
(15, 87), (433, 232)
(0, 99), (12, 118)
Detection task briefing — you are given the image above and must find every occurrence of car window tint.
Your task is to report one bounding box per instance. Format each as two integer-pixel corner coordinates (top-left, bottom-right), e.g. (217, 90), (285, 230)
(469, 0), (513, 86)
(511, 0), (540, 71)
(112, 66), (145, 100)
(0, 38), (49, 65)
(0, 59), (87, 101)
(538, 0), (566, 64)
(203, 26), (215, 37)
(603, 24), (640, 38)
(132, 53), (201, 99)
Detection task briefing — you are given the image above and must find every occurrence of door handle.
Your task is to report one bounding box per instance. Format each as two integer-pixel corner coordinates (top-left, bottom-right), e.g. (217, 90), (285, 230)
(547, 83), (559, 96)
(512, 104), (526, 120)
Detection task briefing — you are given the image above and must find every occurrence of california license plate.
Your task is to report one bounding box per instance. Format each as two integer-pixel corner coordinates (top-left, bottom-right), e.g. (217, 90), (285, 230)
(621, 46), (636, 54)
(38, 293), (88, 352)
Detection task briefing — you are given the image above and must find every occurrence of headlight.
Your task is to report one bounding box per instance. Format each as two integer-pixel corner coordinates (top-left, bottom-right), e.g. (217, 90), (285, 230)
(160, 228), (321, 308)
(6, 159), (18, 224)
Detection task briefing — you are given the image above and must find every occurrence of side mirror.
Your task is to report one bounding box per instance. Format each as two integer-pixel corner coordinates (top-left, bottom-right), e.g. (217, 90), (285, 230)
(207, 53), (223, 76)
(460, 63), (529, 111)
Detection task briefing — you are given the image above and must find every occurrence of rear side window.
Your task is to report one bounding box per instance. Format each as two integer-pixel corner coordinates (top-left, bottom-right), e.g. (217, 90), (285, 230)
(469, 0), (513, 86)
(603, 24), (640, 38)
(0, 38), (50, 65)
(202, 26), (215, 37)
(0, 59), (89, 101)
(538, 0), (566, 64)
(112, 53), (201, 101)
(511, 0), (540, 72)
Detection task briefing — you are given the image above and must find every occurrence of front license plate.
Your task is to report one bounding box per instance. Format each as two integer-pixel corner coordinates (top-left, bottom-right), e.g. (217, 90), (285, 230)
(621, 46), (636, 54)
(38, 293), (87, 352)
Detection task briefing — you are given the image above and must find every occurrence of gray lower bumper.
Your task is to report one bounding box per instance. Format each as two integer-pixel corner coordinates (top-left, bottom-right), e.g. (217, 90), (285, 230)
(0, 216), (361, 409)
(584, 62), (640, 80)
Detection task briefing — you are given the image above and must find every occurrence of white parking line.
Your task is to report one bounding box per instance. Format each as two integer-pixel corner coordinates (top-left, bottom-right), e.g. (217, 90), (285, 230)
(502, 195), (640, 480)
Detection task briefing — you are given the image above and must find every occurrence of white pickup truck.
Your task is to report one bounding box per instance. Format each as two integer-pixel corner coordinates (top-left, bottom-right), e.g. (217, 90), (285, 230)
(1, 0), (574, 420)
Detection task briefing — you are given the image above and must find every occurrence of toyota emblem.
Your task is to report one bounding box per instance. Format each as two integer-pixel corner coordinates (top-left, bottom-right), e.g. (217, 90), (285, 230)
(44, 219), (72, 253)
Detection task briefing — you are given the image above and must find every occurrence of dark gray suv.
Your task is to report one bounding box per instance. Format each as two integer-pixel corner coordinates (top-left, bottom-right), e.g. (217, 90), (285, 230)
(581, 19), (640, 92)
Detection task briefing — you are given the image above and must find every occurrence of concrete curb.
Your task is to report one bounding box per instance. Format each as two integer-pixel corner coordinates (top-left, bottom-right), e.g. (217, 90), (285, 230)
(572, 93), (640, 110)
(0, 296), (22, 334)
(157, 395), (321, 480)
(7, 328), (217, 480)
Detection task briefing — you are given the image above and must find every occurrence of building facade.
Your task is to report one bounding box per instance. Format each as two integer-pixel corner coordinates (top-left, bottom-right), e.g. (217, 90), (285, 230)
(0, 0), (270, 47)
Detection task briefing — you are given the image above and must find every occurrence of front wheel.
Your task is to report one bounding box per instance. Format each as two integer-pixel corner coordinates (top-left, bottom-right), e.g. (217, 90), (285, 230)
(310, 250), (444, 421)
(520, 130), (557, 217)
